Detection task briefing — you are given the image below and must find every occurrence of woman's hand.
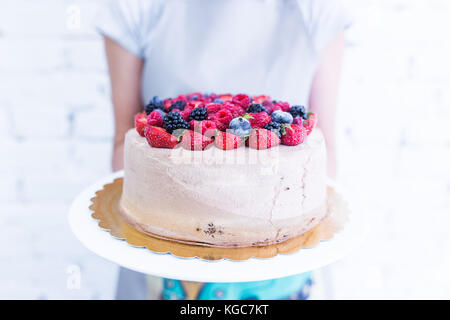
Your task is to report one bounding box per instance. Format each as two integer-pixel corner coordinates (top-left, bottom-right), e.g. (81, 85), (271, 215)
(104, 36), (144, 171)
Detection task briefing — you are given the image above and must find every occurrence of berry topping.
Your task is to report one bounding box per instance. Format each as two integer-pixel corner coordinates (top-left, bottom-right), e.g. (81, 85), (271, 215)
(213, 98), (224, 104)
(263, 121), (282, 138)
(248, 128), (280, 150)
(218, 94), (233, 101)
(274, 102), (290, 112)
(169, 100), (187, 112)
(144, 126), (179, 149)
(163, 111), (190, 134)
(228, 117), (251, 138)
(232, 94), (250, 109)
(246, 103), (267, 114)
(302, 112), (317, 135)
(244, 112), (272, 128)
(289, 105), (307, 119)
(190, 120), (217, 137)
(271, 110), (293, 124)
(221, 102), (244, 118)
(215, 131), (243, 150)
(292, 117), (303, 126)
(144, 96), (165, 115)
(280, 124), (307, 146)
(251, 95), (270, 104)
(181, 130), (214, 151)
(189, 107), (208, 121)
(147, 110), (164, 127)
(134, 113), (148, 137)
(214, 109), (233, 131)
(206, 103), (222, 114)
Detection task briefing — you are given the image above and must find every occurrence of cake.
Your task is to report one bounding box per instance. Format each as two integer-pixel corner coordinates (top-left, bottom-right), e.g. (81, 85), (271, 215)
(119, 93), (328, 247)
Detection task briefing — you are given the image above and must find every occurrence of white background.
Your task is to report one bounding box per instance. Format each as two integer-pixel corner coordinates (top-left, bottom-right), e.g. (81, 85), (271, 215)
(0, 0), (449, 299)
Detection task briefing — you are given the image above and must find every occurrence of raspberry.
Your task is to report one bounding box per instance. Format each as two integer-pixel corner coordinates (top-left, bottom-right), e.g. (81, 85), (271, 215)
(147, 110), (164, 127)
(215, 131), (243, 150)
(214, 109), (233, 131)
(221, 102), (242, 118)
(244, 112), (271, 128)
(134, 113), (148, 136)
(275, 102), (290, 112)
(181, 130), (214, 151)
(280, 124), (307, 146)
(247, 128), (280, 150)
(189, 120), (217, 137)
(144, 126), (179, 149)
(232, 94), (250, 109)
(207, 103), (222, 114)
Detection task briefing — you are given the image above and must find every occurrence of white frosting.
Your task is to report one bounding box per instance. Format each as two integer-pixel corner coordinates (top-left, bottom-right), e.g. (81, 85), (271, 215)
(120, 129), (327, 247)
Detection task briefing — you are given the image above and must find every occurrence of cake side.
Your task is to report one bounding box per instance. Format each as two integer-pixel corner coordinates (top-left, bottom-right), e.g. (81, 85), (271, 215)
(119, 128), (327, 247)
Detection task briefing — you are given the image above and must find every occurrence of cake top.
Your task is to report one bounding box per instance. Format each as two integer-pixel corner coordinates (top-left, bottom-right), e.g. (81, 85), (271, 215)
(134, 92), (317, 151)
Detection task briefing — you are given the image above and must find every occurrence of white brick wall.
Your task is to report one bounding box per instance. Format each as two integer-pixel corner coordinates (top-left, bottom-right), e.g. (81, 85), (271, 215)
(0, 0), (449, 299)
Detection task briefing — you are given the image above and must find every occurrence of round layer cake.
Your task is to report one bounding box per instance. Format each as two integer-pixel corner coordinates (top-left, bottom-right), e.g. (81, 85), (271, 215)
(119, 127), (328, 247)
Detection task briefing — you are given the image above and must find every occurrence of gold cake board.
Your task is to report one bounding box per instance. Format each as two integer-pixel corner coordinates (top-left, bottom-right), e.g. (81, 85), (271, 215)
(90, 178), (348, 261)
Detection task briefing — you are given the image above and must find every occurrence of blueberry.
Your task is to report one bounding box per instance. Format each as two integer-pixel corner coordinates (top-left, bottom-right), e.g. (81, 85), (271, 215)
(229, 117), (251, 138)
(271, 110), (293, 124)
(213, 98), (224, 104)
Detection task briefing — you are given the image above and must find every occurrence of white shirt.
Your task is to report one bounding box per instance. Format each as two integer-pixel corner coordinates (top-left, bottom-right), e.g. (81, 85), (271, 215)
(96, 0), (350, 107)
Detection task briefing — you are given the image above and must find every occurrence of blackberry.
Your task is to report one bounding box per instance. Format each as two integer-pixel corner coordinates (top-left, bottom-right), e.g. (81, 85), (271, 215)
(289, 105), (307, 119)
(145, 96), (165, 115)
(263, 121), (282, 138)
(163, 111), (190, 133)
(189, 107), (208, 121)
(246, 103), (267, 114)
(169, 100), (186, 111)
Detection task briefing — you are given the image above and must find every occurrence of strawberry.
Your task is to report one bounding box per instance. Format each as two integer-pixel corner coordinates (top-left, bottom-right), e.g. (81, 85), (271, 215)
(144, 126), (179, 149)
(244, 112), (271, 128)
(219, 94), (233, 102)
(247, 128), (280, 150)
(303, 112), (317, 135)
(147, 110), (164, 127)
(251, 95), (271, 104)
(214, 109), (233, 131)
(181, 130), (214, 151)
(215, 131), (243, 150)
(135, 113), (148, 137)
(280, 124), (307, 146)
